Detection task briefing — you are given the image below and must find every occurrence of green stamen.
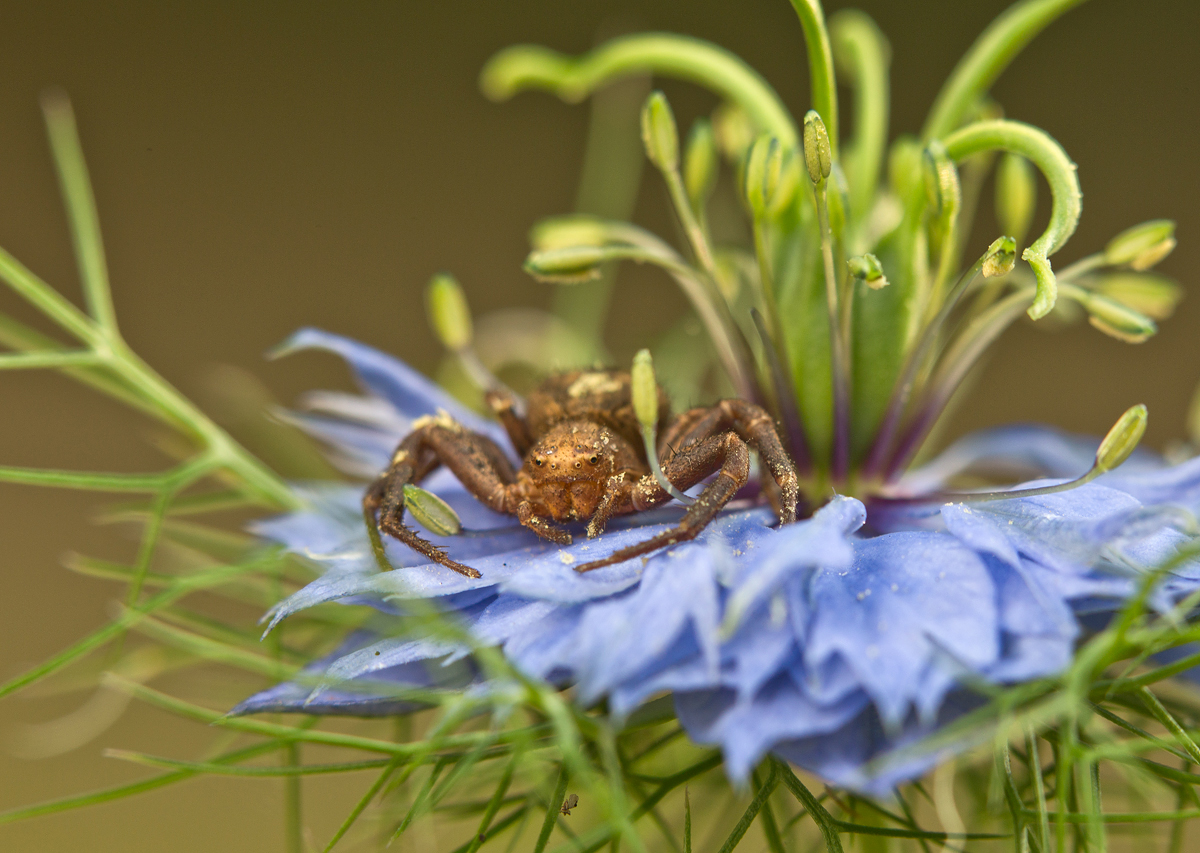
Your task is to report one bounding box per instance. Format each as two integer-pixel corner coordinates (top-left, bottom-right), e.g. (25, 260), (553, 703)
(402, 484), (464, 537)
(805, 110), (850, 483)
(632, 349), (693, 504)
(915, 404), (1147, 504)
(425, 273), (501, 392)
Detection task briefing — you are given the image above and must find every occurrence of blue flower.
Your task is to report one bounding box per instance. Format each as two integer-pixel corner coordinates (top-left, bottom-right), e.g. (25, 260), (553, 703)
(236, 329), (1200, 795)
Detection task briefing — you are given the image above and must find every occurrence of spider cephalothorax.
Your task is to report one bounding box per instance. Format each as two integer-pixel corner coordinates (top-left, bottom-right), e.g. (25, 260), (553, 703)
(364, 369), (798, 577)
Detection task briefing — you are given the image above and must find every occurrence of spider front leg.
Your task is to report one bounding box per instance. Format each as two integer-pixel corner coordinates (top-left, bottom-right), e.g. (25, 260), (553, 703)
(516, 501), (573, 545)
(484, 387), (533, 457)
(574, 432), (751, 573)
(586, 472), (638, 539)
(365, 418), (517, 578)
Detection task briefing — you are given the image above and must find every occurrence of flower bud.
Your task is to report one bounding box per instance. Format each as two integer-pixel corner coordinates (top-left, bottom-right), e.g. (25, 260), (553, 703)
(847, 253), (888, 289)
(524, 246), (606, 284)
(712, 103), (754, 161)
(1094, 273), (1181, 321)
(683, 118), (718, 210)
(631, 348), (659, 430)
(802, 110), (832, 184)
(995, 153), (1036, 248)
(402, 483), (463, 536)
(426, 273), (473, 351)
(1094, 404), (1147, 473)
(981, 236), (1017, 279)
(1104, 219), (1176, 270)
(640, 90), (679, 173)
(1082, 292), (1157, 343)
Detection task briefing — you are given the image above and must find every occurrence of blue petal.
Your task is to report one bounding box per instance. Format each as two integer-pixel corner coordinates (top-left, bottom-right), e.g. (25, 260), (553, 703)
(806, 532), (998, 727)
(675, 679), (869, 783)
(275, 328), (505, 441)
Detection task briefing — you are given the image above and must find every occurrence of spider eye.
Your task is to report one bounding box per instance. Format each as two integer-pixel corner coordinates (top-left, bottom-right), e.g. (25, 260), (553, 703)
(534, 458), (543, 466)
(588, 455), (599, 465)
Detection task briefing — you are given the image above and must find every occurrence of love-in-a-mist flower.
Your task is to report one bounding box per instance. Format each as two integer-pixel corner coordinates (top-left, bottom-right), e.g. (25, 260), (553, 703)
(237, 0), (1197, 794)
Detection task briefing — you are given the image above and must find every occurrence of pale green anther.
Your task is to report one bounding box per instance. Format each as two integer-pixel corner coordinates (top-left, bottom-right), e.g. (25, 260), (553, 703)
(523, 246), (606, 284)
(922, 141), (960, 221)
(847, 253), (888, 289)
(425, 273), (473, 351)
(981, 235), (1017, 279)
(631, 348), (659, 429)
(712, 103), (754, 160)
(683, 119), (718, 209)
(402, 483), (463, 537)
(1082, 292), (1157, 344)
(995, 153), (1036, 248)
(1095, 273), (1181, 321)
(1094, 404), (1148, 473)
(802, 110), (831, 184)
(640, 90), (679, 173)
(529, 215), (607, 251)
(1104, 219), (1177, 270)
(632, 348), (692, 504)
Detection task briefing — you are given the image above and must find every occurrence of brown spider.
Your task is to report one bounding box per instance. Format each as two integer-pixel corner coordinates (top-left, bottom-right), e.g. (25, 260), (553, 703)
(363, 369), (798, 577)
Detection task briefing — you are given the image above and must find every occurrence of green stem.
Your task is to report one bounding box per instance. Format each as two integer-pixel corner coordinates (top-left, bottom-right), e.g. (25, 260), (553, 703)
(923, 0), (1090, 141)
(0, 312), (168, 423)
(0, 245), (101, 345)
(830, 10), (890, 226)
(787, 0), (839, 151)
(943, 119), (1080, 320)
(42, 92), (120, 334)
(105, 340), (300, 509)
(664, 168), (719, 280)
(482, 34), (797, 146)
(0, 350), (100, 369)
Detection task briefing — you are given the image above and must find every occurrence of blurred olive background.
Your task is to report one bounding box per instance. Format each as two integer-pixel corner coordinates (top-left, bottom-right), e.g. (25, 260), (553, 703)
(0, 0), (1196, 849)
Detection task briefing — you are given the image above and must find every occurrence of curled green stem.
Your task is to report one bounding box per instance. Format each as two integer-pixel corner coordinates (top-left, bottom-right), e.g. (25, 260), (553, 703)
(482, 34), (797, 146)
(923, 0), (1090, 141)
(942, 120), (1081, 320)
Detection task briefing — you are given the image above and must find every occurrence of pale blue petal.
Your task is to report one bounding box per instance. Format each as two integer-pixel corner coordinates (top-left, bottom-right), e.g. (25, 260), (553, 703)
(806, 532), (997, 726)
(276, 328), (499, 437)
(675, 679), (869, 783)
